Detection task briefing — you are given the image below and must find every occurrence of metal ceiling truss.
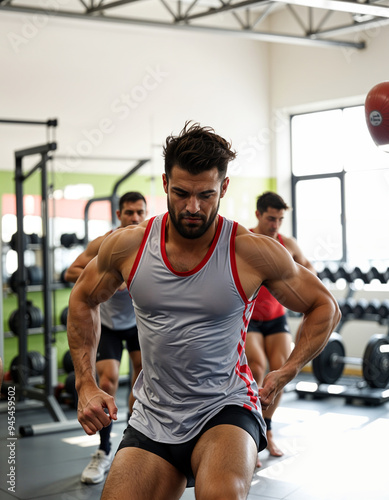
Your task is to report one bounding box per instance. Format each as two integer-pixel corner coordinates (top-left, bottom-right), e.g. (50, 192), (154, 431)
(2, 0), (389, 49)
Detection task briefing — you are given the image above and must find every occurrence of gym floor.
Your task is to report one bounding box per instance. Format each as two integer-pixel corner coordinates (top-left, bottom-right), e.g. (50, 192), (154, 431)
(0, 374), (388, 500)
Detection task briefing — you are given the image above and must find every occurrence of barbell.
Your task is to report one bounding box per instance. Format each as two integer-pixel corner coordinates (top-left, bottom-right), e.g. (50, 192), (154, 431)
(312, 332), (389, 388)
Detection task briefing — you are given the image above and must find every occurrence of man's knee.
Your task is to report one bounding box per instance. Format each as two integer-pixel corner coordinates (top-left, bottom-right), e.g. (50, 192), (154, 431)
(99, 373), (118, 395)
(196, 473), (250, 500)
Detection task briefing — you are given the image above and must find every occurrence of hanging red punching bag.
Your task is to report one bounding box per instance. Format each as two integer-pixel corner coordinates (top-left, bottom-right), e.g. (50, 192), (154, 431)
(365, 81), (389, 148)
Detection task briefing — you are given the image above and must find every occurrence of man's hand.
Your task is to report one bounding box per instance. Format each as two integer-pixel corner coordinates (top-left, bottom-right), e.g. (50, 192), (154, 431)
(77, 387), (118, 435)
(258, 370), (287, 411)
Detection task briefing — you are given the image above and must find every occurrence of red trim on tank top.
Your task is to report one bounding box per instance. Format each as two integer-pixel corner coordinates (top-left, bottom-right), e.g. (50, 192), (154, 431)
(230, 222), (251, 304)
(160, 212), (224, 277)
(127, 217), (156, 290)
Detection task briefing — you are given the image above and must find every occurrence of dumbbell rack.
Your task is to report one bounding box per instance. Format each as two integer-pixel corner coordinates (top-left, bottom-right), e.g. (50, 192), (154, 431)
(295, 265), (389, 406)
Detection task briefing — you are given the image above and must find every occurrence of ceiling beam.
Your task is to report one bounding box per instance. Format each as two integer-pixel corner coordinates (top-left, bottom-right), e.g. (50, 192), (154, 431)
(0, 3), (365, 49)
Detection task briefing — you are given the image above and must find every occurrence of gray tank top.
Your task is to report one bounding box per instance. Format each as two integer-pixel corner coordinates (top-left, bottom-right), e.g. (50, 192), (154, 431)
(128, 213), (266, 444)
(100, 288), (136, 330)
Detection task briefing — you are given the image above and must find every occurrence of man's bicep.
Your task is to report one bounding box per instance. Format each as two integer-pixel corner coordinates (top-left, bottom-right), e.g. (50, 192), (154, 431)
(74, 257), (123, 307)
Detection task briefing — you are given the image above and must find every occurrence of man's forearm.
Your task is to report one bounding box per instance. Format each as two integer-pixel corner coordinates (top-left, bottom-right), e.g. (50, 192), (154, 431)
(67, 298), (101, 392)
(281, 302), (340, 382)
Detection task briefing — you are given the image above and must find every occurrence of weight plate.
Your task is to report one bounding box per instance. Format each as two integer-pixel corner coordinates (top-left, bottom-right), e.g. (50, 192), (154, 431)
(362, 334), (389, 388)
(60, 307), (68, 326)
(312, 332), (345, 384)
(27, 266), (43, 285)
(62, 350), (74, 374)
(28, 351), (46, 376)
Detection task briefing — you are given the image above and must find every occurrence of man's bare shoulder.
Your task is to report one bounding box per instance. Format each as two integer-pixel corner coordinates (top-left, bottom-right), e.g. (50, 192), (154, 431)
(99, 219), (149, 261)
(235, 223), (296, 279)
(235, 223), (282, 252)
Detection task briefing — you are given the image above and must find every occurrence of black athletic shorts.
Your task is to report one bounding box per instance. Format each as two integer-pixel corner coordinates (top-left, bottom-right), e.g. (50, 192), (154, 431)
(96, 324), (140, 362)
(247, 314), (290, 337)
(117, 405), (264, 488)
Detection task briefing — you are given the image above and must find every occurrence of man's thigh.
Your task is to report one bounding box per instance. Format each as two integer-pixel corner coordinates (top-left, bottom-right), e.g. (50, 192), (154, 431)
(191, 424), (257, 499)
(102, 447), (186, 500)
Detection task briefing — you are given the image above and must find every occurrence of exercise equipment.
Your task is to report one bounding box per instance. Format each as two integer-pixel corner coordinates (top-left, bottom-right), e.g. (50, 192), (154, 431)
(365, 299), (382, 315)
(60, 306), (68, 327)
(62, 350), (73, 373)
(365, 81), (389, 148)
(8, 301), (44, 335)
(337, 298), (368, 319)
(60, 268), (68, 283)
(9, 265), (44, 292)
(12, 138), (69, 431)
(60, 233), (84, 248)
(312, 332), (389, 388)
(377, 299), (389, 320)
(64, 371), (78, 408)
(10, 351), (46, 383)
(363, 335), (389, 389)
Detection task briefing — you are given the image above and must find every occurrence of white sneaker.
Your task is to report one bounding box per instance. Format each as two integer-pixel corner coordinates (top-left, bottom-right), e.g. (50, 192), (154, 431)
(81, 450), (113, 484)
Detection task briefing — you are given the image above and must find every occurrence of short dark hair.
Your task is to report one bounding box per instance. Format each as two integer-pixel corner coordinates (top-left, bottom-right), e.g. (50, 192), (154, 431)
(119, 191), (147, 212)
(256, 191), (289, 214)
(162, 121), (236, 180)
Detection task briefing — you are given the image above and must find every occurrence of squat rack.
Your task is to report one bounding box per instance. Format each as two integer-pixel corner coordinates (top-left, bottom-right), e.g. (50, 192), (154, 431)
(13, 138), (71, 427)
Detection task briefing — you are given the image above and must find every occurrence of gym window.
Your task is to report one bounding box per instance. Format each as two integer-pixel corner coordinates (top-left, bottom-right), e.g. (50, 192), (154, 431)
(290, 105), (389, 268)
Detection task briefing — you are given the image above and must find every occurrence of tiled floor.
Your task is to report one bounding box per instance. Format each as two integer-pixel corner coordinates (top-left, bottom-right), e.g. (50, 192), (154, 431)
(1, 375), (388, 499)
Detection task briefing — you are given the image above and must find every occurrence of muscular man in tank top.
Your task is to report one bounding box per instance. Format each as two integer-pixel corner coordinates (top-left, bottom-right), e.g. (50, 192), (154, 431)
(67, 123), (340, 500)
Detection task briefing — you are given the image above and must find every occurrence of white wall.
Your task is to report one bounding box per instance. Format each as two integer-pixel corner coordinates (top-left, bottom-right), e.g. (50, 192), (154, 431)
(0, 12), (272, 183)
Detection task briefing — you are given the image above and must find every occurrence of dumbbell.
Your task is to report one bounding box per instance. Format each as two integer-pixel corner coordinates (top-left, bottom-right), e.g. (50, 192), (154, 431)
(8, 301), (44, 335)
(10, 232), (30, 252)
(319, 266), (350, 283)
(365, 299), (382, 315)
(364, 267), (386, 284)
(312, 332), (389, 388)
(10, 351), (46, 383)
(60, 233), (84, 248)
(348, 267), (367, 283)
(318, 267), (335, 282)
(377, 299), (389, 320)
(337, 298), (368, 319)
(28, 232), (41, 245)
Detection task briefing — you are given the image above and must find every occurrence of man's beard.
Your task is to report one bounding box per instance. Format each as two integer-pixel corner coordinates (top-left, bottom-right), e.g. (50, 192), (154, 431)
(167, 198), (220, 240)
